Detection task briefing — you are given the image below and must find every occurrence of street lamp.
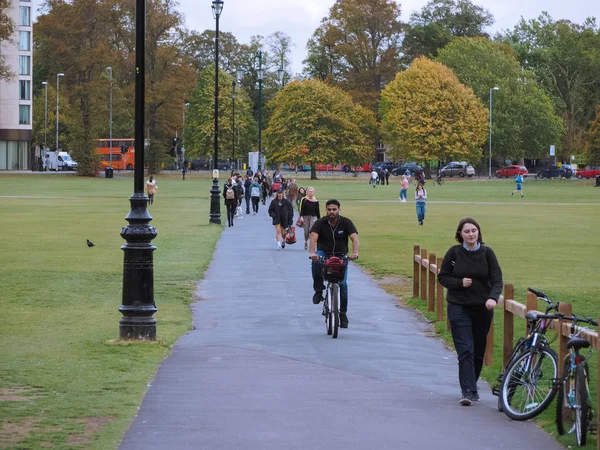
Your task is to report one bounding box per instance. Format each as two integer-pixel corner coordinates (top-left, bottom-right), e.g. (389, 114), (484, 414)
(107, 67), (113, 168)
(209, 0), (223, 225)
(231, 79), (236, 175)
(41, 81), (48, 150)
(55, 73), (64, 151)
(489, 86), (499, 178)
(257, 50), (263, 171)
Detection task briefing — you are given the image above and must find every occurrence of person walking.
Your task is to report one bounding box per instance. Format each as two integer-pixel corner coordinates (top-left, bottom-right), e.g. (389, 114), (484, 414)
(438, 217), (503, 406)
(181, 162), (188, 180)
(223, 178), (237, 227)
(415, 184), (427, 225)
(145, 175), (158, 205)
(249, 177), (262, 215)
(370, 168), (378, 187)
(286, 178), (299, 205)
(260, 176), (271, 205)
(268, 188), (294, 250)
(296, 186), (307, 210)
(385, 168), (390, 185)
(399, 175), (409, 202)
(243, 175), (252, 214)
(298, 187), (320, 250)
(511, 174), (524, 198)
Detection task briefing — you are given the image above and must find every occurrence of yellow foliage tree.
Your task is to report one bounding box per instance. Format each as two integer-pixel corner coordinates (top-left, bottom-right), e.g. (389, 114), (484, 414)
(380, 56), (488, 165)
(264, 79), (377, 179)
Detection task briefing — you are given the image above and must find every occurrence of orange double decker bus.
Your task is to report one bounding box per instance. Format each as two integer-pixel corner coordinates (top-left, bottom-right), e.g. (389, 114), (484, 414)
(95, 138), (136, 170)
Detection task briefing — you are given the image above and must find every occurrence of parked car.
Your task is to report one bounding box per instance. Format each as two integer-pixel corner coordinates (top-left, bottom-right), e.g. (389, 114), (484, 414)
(439, 161), (473, 178)
(495, 165), (528, 178)
(575, 166), (600, 179)
(536, 166), (573, 179)
(391, 162), (423, 176)
(372, 161), (397, 172)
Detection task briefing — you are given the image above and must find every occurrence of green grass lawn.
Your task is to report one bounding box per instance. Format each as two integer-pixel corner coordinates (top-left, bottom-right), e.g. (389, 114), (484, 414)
(0, 173), (599, 448)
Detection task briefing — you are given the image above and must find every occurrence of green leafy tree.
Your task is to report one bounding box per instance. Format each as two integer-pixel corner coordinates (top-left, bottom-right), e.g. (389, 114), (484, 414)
(303, 0), (404, 112)
(584, 105), (600, 166)
(437, 37), (563, 161)
(264, 79), (377, 180)
(499, 13), (600, 158)
(183, 66), (256, 164)
(0, 0), (15, 81)
(401, 0), (493, 66)
(380, 56), (488, 166)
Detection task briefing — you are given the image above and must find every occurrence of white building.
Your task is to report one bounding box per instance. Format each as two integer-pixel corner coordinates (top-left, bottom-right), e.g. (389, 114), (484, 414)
(0, 0), (33, 170)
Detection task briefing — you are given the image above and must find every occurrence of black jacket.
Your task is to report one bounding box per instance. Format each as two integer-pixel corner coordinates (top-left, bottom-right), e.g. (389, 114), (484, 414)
(268, 197), (294, 227)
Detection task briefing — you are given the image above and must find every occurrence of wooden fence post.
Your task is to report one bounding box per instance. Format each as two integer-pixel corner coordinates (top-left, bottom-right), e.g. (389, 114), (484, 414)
(502, 284), (515, 370)
(557, 303), (573, 378)
(526, 291), (538, 334)
(420, 248), (427, 301)
(436, 257), (444, 323)
(427, 252), (436, 312)
(413, 245), (420, 298)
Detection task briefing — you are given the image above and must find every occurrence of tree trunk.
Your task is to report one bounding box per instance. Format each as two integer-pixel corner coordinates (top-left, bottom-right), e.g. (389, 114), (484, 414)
(310, 160), (318, 180)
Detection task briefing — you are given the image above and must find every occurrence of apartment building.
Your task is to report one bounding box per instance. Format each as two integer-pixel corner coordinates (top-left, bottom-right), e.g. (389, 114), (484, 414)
(0, 0), (33, 170)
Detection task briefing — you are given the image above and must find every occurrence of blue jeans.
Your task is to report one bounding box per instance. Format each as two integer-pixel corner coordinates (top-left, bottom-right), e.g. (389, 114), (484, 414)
(400, 189), (407, 200)
(416, 202), (426, 222)
(311, 250), (349, 313)
(447, 303), (493, 395)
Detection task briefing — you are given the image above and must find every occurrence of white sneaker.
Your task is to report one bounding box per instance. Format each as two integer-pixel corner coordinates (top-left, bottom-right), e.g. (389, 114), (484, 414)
(277, 241), (282, 251)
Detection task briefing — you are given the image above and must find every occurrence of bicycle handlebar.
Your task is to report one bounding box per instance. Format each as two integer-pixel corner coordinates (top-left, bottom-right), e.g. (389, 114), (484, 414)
(527, 287), (559, 313)
(527, 287), (546, 298)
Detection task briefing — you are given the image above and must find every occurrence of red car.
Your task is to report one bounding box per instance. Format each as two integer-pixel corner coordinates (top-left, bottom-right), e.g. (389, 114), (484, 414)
(495, 165), (528, 178)
(575, 166), (600, 179)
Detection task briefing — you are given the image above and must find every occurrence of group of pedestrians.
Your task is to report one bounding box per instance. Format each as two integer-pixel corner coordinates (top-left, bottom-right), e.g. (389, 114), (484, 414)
(397, 173), (428, 226)
(369, 168), (390, 186)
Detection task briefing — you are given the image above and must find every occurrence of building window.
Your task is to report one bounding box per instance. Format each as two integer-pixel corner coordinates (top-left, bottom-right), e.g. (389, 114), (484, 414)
(19, 105), (30, 124)
(19, 31), (30, 51)
(19, 6), (30, 26)
(19, 80), (30, 100)
(19, 56), (30, 75)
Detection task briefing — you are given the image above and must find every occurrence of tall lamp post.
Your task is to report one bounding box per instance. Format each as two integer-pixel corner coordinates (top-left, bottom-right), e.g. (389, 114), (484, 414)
(55, 73), (64, 151)
(41, 81), (48, 150)
(489, 86), (499, 178)
(209, 0), (223, 224)
(107, 67), (113, 168)
(256, 51), (264, 172)
(118, 0), (157, 340)
(231, 79), (236, 174)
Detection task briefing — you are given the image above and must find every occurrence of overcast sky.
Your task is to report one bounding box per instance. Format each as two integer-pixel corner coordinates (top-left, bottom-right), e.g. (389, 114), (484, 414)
(179, 0), (600, 75)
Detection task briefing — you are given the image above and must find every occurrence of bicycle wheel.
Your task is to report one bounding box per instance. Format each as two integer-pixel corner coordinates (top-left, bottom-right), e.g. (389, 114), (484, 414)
(556, 361), (575, 436)
(331, 284), (340, 339)
(500, 346), (558, 421)
(575, 364), (589, 446)
(498, 338), (528, 412)
(325, 287), (332, 336)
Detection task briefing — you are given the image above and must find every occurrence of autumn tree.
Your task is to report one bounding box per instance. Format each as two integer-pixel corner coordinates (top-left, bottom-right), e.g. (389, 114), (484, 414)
(183, 66), (256, 163)
(401, 0), (493, 66)
(0, 0), (15, 81)
(303, 0), (404, 112)
(264, 79), (377, 180)
(380, 57), (487, 166)
(437, 37), (563, 161)
(499, 13), (600, 158)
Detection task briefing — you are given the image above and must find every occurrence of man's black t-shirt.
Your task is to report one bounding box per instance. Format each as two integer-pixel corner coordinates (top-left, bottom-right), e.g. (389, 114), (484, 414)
(310, 216), (358, 255)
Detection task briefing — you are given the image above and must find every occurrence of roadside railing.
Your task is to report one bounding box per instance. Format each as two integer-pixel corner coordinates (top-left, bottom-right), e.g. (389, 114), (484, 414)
(412, 244), (600, 448)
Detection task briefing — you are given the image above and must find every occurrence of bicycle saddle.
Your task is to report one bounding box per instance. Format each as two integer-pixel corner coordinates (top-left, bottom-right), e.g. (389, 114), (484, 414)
(567, 337), (591, 350)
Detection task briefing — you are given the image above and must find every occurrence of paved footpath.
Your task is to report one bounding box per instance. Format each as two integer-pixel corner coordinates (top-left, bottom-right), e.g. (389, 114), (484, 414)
(119, 201), (564, 450)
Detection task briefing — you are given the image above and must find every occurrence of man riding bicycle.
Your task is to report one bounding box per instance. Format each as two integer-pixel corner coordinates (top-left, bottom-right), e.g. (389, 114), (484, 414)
(309, 199), (359, 329)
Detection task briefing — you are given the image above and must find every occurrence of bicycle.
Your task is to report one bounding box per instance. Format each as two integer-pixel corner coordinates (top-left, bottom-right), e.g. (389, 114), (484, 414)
(556, 314), (598, 446)
(496, 287), (560, 420)
(317, 255), (348, 339)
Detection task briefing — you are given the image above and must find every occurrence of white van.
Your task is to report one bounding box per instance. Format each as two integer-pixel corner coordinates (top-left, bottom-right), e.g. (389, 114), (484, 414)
(44, 151), (78, 171)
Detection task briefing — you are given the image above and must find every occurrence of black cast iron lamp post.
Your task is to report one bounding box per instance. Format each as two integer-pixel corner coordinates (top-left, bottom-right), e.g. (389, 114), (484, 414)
(257, 51), (263, 172)
(55, 73), (64, 151)
(118, 0), (157, 340)
(209, 0), (223, 224)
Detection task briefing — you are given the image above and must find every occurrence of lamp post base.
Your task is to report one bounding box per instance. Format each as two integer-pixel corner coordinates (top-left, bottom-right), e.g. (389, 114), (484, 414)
(209, 178), (221, 224)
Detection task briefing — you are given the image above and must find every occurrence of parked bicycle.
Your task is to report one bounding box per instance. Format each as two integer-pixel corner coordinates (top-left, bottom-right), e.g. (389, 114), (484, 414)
(556, 314), (598, 446)
(317, 255), (348, 339)
(496, 287), (560, 420)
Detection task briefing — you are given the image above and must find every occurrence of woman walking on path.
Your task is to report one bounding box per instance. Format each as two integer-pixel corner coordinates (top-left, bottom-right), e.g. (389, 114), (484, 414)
(399, 175), (409, 202)
(298, 187), (320, 250)
(145, 176), (158, 205)
(223, 178), (238, 227)
(286, 178), (298, 204)
(296, 187), (306, 210)
(261, 177), (271, 205)
(438, 217), (503, 406)
(268, 188), (294, 250)
(243, 175), (252, 214)
(249, 177), (262, 215)
(415, 184), (427, 225)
